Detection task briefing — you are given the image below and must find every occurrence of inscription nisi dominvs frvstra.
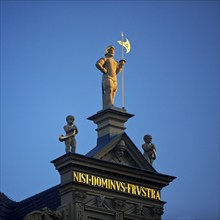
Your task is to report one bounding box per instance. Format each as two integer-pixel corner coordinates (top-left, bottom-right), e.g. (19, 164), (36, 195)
(73, 171), (160, 200)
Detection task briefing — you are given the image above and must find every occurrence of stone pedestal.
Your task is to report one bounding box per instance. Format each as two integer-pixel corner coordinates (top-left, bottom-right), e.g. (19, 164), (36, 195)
(87, 106), (134, 146)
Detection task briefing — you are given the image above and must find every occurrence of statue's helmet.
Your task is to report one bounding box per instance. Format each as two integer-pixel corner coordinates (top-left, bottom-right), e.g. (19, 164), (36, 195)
(105, 45), (114, 56)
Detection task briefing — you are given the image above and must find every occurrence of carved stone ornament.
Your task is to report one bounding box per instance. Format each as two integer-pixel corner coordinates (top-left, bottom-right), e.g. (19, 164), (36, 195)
(110, 140), (127, 164)
(96, 195), (105, 207)
(114, 198), (126, 211)
(75, 203), (84, 220)
(153, 206), (164, 218)
(24, 207), (62, 220)
(56, 204), (69, 220)
(124, 203), (154, 218)
(135, 203), (143, 216)
(85, 195), (114, 210)
(73, 190), (87, 202)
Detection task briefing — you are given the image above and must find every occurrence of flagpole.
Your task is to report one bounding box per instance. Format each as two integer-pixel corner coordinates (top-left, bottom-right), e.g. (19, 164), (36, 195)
(121, 32), (125, 109)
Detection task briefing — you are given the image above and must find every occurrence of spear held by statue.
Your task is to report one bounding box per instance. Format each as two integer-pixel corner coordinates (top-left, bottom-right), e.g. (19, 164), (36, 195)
(117, 32), (131, 109)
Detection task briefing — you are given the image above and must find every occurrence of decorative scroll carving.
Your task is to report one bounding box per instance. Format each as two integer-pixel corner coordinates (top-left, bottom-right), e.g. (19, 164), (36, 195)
(124, 203), (154, 218)
(115, 211), (123, 220)
(86, 195), (114, 210)
(56, 204), (69, 220)
(73, 190), (87, 202)
(24, 207), (62, 220)
(135, 204), (143, 216)
(114, 198), (126, 211)
(75, 203), (84, 220)
(152, 206), (164, 219)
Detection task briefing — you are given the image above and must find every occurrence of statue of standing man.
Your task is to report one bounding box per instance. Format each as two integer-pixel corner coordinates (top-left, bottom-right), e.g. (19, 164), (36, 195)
(96, 46), (126, 109)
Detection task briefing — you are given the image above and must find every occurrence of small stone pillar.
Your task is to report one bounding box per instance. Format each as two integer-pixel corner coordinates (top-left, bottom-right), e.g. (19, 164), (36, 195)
(87, 106), (134, 146)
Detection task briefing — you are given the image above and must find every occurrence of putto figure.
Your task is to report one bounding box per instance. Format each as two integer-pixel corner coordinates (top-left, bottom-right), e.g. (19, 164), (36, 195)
(96, 45), (126, 109)
(59, 115), (78, 153)
(142, 134), (156, 165)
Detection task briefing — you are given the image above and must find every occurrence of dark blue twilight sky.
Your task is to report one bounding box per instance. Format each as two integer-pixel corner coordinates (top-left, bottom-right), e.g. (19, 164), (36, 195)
(1, 1), (219, 219)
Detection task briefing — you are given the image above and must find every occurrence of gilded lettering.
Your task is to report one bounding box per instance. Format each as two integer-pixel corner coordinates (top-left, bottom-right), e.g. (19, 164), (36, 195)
(156, 191), (161, 200)
(73, 171), (79, 182)
(132, 184), (137, 195)
(110, 180), (116, 190)
(86, 174), (89, 184)
(146, 188), (151, 198)
(81, 173), (86, 183)
(115, 181), (121, 191)
(101, 178), (108, 188)
(120, 182), (126, 192)
(72, 171), (160, 201)
(136, 186), (142, 196)
(91, 175), (96, 186)
(127, 184), (132, 193)
(96, 177), (102, 187)
(151, 189), (156, 199)
(141, 187), (147, 197)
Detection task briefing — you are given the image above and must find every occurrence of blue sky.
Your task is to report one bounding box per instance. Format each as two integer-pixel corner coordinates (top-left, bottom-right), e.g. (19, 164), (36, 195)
(1, 1), (219, 219)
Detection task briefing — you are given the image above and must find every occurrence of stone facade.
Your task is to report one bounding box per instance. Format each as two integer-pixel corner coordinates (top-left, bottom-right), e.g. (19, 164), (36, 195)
(9, 107), (175, 220)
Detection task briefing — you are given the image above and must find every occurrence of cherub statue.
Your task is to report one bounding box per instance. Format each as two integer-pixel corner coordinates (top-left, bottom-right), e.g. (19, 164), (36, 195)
(142, 134), (156, 165)
(59, 115), (78, 153)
